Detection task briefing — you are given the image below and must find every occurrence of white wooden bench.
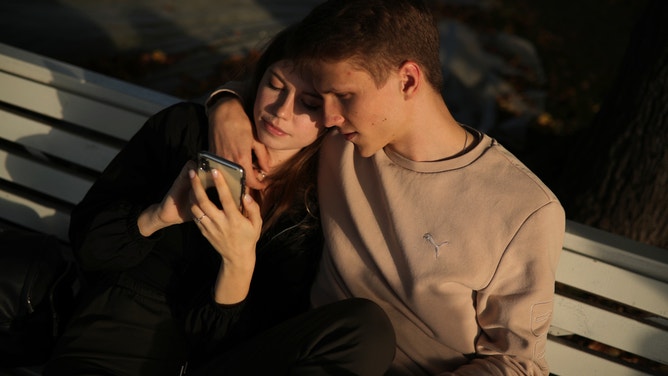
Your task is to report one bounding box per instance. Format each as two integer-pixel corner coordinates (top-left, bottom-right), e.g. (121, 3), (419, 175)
(1, 42), (667, 376)
(547, 221), (668, 376)
(0, 42), (180, 242)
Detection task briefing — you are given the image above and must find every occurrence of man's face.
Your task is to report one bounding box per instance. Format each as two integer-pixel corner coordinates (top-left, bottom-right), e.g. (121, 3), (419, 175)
(312, 60), (407, 157)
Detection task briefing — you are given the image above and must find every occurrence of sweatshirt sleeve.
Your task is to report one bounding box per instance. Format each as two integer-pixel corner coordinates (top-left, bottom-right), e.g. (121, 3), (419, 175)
(443, 201), (565, 376)
(69, 102), (207, 271)
(205, 81), (248, 113)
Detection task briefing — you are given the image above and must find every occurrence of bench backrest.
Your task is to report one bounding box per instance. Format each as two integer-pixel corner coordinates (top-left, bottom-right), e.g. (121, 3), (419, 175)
(547, 220), (668, 376)
(0, 42), (180, 241)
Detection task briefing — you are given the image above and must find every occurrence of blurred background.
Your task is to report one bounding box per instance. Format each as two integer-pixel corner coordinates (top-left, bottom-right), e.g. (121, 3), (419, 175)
(1, 0), (665, 250)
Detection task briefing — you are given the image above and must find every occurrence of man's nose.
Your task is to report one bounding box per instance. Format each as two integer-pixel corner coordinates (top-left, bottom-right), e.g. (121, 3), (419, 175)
(325, 115), (343, 128)
(324, 109), (344, 128)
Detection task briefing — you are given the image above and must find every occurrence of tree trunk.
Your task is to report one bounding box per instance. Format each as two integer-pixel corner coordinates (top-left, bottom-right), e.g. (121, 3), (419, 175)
(558, 0), (668, 249)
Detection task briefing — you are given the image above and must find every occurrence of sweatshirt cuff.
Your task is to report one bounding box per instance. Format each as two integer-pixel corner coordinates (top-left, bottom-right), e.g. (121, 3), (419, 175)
(205, 81), (248, 114)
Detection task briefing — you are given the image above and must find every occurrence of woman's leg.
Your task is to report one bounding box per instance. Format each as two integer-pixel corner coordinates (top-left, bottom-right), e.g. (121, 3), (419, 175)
(189, 298), (395, 376)
(43, 276), (188, 376)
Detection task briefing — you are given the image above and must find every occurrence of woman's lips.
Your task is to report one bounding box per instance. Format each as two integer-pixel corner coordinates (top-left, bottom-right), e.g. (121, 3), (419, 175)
(263, 119), (287, 136)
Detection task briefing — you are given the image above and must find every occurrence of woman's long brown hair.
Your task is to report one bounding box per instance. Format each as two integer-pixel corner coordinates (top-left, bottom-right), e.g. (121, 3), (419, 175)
(242, 25), (328, 232)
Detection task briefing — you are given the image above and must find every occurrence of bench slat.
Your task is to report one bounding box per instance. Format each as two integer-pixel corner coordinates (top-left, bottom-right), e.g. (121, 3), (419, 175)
(546, 339), (653, 376)
(0, 43), (179, 119)
(0, 42), (179, 244)
(0, 189), (70, 241)
(0, 71), (146, 141)
(551, 295), (668, 365)
(0, 150), (93, 205)
(564, 221), (668, 284)
(0, 109), (121, 173)
(557, 248), (668, 317)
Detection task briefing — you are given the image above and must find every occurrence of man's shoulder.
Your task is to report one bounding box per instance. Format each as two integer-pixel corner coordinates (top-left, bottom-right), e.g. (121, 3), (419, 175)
(480, 140), (559, 203)
(321, 131), (561, 209)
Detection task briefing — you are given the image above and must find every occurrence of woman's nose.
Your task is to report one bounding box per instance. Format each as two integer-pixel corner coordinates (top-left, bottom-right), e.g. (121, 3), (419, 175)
(275, 94), (293, 119)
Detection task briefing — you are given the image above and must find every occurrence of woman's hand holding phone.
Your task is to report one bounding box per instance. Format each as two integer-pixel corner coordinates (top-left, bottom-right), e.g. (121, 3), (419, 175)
(189, 166), (262, 304)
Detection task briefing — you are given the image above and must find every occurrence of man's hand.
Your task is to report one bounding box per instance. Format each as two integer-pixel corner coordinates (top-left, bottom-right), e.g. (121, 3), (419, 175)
(208, 95), (271, 190)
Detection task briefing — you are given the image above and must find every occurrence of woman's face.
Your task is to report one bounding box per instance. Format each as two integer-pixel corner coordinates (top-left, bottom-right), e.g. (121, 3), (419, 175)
(253, 60), (324, 160)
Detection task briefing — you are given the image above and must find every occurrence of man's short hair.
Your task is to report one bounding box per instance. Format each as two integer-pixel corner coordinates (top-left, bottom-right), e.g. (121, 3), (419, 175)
(288, 0), (443, 90)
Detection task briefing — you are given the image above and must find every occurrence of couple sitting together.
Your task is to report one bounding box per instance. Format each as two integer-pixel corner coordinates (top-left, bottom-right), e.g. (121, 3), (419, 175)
(44, 0), (565, 375)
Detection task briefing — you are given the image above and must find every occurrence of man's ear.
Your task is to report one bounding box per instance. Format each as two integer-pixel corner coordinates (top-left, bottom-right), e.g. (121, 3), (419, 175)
(399, 61), (421, 97)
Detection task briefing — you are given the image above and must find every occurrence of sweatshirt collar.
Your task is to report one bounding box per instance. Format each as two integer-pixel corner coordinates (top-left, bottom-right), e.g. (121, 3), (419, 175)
(379, 126), (494, 173)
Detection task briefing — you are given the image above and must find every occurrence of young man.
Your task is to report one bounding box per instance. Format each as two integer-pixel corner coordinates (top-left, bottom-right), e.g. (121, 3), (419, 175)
(207, 0), (565, 374)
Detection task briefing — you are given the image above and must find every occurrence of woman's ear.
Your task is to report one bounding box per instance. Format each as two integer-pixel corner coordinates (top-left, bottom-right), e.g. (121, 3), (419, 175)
(399, 61), (421, 97)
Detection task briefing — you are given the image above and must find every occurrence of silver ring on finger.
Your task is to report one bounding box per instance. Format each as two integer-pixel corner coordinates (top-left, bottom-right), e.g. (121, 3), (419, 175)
(195, 214), (206, 223)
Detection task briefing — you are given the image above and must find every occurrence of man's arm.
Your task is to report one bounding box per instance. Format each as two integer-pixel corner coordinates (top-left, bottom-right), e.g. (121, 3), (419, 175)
(445, 202), (565, 376)
(206, 85), (270, 190)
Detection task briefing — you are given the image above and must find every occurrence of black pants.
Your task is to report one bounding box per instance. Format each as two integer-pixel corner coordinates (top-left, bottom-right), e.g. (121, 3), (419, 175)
(188, 298), (396, 376)
(43, 275), (189, 376)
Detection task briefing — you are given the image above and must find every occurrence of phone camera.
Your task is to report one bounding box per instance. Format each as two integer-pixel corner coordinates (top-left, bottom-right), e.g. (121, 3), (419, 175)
(200, 158), (210, 172)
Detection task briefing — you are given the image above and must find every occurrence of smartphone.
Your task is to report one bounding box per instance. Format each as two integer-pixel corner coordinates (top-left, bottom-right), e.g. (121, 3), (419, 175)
(197, 151), (246, 210)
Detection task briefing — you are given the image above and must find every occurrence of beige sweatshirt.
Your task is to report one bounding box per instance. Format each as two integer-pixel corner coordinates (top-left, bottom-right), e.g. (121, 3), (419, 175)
(311, 130), (565, 375)
(208, 86), (565, 375)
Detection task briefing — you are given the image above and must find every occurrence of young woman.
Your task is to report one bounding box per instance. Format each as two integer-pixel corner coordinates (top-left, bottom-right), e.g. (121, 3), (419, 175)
(44, 26), (394, 376)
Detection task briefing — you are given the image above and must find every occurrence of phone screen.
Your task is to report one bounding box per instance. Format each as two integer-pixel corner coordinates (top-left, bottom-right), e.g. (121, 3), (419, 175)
(197, 151), (246, 210)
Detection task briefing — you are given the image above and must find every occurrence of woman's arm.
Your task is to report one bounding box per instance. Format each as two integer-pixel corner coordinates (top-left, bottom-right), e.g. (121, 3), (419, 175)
(188, 166), (262, 304)
(182, 157), (263, 362)
(137, 161), (196, 237)
(70, 102), (207, 271)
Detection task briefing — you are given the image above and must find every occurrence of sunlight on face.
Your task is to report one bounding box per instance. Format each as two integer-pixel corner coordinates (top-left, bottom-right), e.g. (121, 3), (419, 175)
(253, 60), (324, 161)
(313, 60), (405, 158)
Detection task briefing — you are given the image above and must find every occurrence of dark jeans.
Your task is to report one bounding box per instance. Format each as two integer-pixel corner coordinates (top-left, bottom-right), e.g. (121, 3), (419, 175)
(188, 298), (396, 376)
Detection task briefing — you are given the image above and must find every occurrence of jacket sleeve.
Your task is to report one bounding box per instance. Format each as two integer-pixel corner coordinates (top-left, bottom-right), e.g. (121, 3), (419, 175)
(69, 102), (206, 272)
(184, 216), (324, 364)
(442, 201), (565, 376)
(182, 287), (248, 363)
